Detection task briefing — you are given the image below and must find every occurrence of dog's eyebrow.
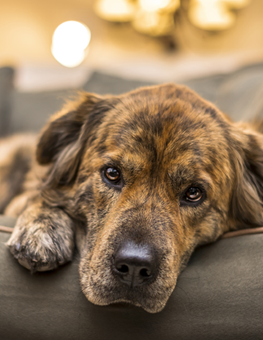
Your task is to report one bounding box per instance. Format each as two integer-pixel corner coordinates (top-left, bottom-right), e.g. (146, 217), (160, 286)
(168, 166), (212, 190)
(102, 155), (121, 166)
(102, 154), (146, 173)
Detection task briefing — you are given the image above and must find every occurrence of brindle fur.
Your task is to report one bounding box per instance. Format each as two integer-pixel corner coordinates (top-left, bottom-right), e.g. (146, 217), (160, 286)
(3, 84), (263, 313)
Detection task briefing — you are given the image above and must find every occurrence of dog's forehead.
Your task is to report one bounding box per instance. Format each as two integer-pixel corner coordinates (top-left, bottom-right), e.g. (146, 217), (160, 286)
(84, 87), (232, 189)
(98, 88), (228, 160)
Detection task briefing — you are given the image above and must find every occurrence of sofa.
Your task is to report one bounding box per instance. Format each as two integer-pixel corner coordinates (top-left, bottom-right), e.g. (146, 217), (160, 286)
(1, 64), (263, 339)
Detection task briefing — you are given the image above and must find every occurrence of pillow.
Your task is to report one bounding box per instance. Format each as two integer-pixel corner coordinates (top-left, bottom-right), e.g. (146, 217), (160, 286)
(1, 216), (263, 339)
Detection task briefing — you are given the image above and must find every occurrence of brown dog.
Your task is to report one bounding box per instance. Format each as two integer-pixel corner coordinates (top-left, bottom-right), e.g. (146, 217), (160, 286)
(3, 83), (263, 313)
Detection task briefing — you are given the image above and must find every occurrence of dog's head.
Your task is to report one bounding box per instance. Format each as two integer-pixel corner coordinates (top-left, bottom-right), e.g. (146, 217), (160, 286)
(36, 84), (263, 313)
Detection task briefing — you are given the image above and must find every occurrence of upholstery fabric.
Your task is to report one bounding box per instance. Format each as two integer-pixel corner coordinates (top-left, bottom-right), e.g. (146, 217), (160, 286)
(0, 217), (262, 340)
(9, 72), (155, 134)
(6, 62), (263, 135)
(0, 67), (14, 136)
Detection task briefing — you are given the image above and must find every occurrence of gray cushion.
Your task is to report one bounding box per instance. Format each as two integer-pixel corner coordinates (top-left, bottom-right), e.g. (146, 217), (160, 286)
(82, 71), (154, 95)
(10, 89), (75, 134)
(8, 63), (263, 134)
(9, 72), (155, 134)
(0, 67), (14, 136)
(0, 216), (262, 340)
(182, 62), (263, 121)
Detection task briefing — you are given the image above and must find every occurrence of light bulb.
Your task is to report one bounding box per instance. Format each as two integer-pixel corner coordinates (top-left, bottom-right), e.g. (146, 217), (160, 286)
(138, 0), (180, 13)
(132, 10), (174, 36)
(94, 0), (136, 22)
(139, 0), (171, 12)
(51, 21), (91, 68)
(188, 0), (235, 30)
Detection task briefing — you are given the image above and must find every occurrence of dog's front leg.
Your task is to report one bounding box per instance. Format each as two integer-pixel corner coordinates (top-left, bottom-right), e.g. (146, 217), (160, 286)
(6, 199), (75, 272)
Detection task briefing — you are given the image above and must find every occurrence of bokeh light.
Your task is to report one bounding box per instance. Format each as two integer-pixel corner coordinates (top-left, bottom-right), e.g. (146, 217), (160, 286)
(188, 0), (236, 31)
(94, 0), (136, 22)
(222, 0), (251, 9)
(139, 0), (171, 12)
(133, 10), (174, 36)
(138, 0), (180, 13)
(51, 21), (91, 67)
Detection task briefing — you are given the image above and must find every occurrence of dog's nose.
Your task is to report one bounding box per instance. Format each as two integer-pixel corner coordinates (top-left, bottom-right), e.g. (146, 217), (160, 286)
(113, 241), (158, 287)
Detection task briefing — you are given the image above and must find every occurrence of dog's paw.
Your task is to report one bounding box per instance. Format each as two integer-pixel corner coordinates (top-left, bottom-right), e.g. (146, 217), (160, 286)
(6, 205), (75, 272)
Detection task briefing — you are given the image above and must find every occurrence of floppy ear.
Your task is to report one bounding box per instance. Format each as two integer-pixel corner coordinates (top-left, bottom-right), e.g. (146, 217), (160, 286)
(231, 125), (263, 228)
(36, 93), (116, 187)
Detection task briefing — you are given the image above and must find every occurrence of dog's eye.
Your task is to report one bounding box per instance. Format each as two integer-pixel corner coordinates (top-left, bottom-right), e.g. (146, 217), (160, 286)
(105, 167), (120, 182)
(101, 166), (123, 190)
(185, 187), (202, 202)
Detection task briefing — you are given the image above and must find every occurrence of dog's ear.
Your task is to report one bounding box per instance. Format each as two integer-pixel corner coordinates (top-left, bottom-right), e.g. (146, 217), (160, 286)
(36, 93), (116, 187)
(231, 125), (263, 228)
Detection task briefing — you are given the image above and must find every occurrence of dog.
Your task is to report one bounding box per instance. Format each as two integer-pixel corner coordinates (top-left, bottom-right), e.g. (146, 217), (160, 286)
(2, 83), (263, 313)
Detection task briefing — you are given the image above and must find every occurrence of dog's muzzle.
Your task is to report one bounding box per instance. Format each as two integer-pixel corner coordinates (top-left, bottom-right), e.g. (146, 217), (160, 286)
(112, 241), (159, 288)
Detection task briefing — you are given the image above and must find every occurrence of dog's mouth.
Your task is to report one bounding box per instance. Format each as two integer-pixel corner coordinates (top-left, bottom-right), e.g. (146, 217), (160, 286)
(80, 269), (176, 313)
(86, 289), (170, 314)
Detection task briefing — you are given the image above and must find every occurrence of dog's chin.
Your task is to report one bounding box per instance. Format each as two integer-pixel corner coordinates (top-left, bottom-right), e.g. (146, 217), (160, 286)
(85, 294), (169, 314)
(104, 299), (168, 314)
(81, 282), (174, 314)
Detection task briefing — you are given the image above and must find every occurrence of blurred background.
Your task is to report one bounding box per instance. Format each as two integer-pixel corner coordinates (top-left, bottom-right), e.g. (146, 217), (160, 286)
(1, 0), (263, 136)
(1, 0), (262, 89)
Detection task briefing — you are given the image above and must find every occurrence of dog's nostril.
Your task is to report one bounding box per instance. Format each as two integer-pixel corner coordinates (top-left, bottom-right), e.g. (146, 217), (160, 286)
(116, 264), (129, 273)
(139, 268), (151, 277)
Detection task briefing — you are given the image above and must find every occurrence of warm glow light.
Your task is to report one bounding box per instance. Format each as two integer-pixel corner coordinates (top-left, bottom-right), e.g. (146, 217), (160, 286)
(51, 21), (91, 67)
(94, 0), (136, 22)
(188, 0), (235, 30)
(52, 47), (87, 68)
(139, 0), (170, 11)
(134, 0), (179, 35)
(133, 10), (174, 36)
(139, 0), (180, 12)
(221, 0), (251, 9)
